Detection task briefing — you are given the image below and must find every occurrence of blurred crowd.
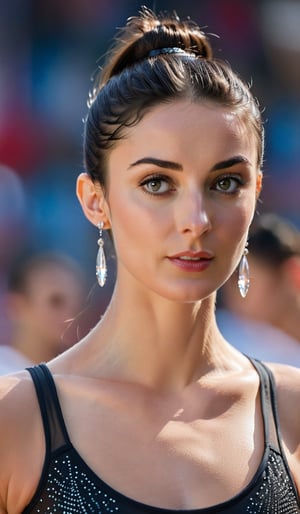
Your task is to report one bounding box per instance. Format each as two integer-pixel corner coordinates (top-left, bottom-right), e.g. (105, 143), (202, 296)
(0, 0), (299, 365)
(217, 212), (300, 365)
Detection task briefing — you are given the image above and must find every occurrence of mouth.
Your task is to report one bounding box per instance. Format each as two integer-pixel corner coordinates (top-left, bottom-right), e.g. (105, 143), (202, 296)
(167, 251), (214, 272)
(168, 250), (214, 260)
(176, 255), (208, 261)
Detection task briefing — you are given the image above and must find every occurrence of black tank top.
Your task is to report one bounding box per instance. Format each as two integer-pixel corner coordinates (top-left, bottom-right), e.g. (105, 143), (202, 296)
(23, 359), (300, 513)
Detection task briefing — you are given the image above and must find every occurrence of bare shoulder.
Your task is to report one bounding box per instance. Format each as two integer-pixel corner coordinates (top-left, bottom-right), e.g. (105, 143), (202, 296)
(0, 370), (42, 511)
(0, 367), (36, 408)
(0, 370), (35, 441)
(266, 362), (300, 439)
(267, 361), (300, 395)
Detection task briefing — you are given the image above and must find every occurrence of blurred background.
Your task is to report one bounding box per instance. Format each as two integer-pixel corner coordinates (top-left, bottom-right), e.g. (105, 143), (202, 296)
(0, 0), (299, 349)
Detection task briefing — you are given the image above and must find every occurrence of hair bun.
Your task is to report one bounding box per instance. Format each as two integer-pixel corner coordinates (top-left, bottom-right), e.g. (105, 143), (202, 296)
(99, 6), (213, 83)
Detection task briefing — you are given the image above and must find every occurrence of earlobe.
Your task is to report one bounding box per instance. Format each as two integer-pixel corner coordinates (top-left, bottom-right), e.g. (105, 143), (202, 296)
(76, 173), (110, 227)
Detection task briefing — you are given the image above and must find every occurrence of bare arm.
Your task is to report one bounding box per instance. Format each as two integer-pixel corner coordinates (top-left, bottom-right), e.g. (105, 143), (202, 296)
(0, 372), (44, 513)
(0, 374), (21, 511)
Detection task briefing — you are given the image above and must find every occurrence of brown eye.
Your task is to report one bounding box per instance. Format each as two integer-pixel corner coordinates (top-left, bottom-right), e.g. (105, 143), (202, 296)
(218, 178), (232, 191)
(215, 176), (242, 193)
(48, 294), (65, 308)
(140, 175), (173, 195)
(147, 179), (163, 192)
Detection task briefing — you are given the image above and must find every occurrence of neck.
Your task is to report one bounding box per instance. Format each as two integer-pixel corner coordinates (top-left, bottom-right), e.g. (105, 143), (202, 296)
(83, 289), (235, 392)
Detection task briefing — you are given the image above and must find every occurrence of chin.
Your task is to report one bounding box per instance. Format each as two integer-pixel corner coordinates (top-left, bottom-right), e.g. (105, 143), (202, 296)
(154, 282), (217, 304)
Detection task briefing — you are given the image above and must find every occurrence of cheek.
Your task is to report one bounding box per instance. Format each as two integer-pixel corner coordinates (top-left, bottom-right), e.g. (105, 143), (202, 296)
(214, 201), (255, 282)
(34, 302), (53, 319)
(108, 187), (169, 241)
(108, 197), (152, 263)
(24, 303), (47, 328)
(32, 300), (61, 320)
(216, 201), (254, 244)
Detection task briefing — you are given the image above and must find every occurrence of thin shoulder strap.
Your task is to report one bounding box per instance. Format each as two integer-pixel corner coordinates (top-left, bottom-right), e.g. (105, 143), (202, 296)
(248, 357), (277, 449)
(249, 358), (300, 502)
(27, 363), (71, 452)
(259, 360), (285, 449)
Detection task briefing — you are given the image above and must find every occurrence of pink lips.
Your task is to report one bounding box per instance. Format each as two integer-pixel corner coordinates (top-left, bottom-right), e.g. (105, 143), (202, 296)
(167, 251), (214, 272)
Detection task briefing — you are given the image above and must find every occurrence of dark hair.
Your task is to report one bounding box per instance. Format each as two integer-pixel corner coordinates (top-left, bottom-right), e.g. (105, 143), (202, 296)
(248, 213), (300, 267)
(84, 6), (264, 190)
(8, 252), (84, 294)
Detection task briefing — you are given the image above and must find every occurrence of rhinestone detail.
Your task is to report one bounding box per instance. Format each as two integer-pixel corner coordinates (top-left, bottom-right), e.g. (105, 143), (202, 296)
(26, 447), (300, 513)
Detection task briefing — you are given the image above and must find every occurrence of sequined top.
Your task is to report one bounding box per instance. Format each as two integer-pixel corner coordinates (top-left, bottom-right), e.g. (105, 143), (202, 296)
(23, 359), (300, 513)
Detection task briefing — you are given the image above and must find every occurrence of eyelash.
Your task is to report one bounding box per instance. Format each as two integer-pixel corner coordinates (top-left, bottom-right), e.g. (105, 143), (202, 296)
(139, 174), (174, 196)
(213, 174), (244, 194)
(139, 173), (245, 196)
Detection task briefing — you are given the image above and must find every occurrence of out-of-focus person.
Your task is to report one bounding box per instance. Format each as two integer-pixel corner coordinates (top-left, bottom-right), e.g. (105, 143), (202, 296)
(0, 165), (28, 346)
(217, 212), (300, 365)
(0, 252), (86, 374)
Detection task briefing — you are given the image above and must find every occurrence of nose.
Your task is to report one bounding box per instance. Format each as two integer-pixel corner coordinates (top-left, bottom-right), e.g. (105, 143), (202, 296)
(175, 188), (212, 238)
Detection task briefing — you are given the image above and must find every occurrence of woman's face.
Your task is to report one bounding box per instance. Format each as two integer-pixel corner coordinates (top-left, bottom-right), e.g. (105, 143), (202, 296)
(103, 100), (260, 302)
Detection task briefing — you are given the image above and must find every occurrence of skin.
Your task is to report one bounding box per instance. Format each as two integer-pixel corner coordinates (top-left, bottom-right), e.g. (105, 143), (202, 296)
(6, 264), (85, 363)
(0, 100), (300, 513)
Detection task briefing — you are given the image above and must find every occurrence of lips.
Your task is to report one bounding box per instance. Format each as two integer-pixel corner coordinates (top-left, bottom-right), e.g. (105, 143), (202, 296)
(176, 255), (209, 261)
(167, 251), (214, 272)
(169, 250), (213, 260)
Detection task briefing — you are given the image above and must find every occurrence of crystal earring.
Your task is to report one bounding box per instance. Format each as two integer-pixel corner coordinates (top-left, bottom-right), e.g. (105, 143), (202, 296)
(96, 221), (107, 287)
(238, 244), (250, 298)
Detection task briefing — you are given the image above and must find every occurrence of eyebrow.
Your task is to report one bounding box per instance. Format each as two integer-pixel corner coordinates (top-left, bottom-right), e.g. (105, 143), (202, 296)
(210, 155), (251, 171)
(128, 157), (182, 171)
(128, 155), (251, 172)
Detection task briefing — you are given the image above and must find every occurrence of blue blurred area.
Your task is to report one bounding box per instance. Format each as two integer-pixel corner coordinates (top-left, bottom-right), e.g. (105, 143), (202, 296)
(0, 0), (299, 291)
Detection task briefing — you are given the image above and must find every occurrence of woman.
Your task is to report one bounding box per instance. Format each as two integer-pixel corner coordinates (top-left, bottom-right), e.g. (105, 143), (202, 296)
(0, 7), (299, 513)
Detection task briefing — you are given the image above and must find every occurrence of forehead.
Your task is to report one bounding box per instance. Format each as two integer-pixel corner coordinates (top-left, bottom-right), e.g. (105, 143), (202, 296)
(26, 265), (79, 295)
(109, 100), (258, 170)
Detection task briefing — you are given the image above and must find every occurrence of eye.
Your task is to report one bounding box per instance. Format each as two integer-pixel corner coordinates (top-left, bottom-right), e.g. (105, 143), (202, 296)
(48, 293), (65, 308)
(214, 175), (243, 194)
(140, 174), (174, 195)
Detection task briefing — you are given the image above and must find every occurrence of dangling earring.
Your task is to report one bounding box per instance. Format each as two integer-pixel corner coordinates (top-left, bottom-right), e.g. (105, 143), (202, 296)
(238, 244), (250, 298)
(96, 221), (107, 287)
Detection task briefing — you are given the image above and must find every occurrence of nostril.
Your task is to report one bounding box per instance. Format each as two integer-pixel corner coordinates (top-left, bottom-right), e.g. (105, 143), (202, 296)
(180, 210), (211, 236)
(176, 190), (212, 236)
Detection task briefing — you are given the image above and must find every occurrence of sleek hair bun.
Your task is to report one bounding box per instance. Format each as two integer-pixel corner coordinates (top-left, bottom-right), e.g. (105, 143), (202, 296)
(99, 6), (213, 84)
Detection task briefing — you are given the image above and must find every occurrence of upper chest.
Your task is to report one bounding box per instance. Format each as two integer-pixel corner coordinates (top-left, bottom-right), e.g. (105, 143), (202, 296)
(52, 376), (265, 509)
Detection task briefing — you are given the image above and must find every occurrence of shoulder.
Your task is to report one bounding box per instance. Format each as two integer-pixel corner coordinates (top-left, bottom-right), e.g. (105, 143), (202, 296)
(0, 370), (43, 510)
(0, 370), (36, 435)
(264, 362), (300, 490)
(266, 361), (300, 397)
(265, 362), (300, 441)
(0, 371), (35, 475)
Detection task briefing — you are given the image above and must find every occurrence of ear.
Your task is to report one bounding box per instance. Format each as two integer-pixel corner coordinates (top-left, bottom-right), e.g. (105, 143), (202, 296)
(76, 173), (111, 228)
(256, 171), (263, 199)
